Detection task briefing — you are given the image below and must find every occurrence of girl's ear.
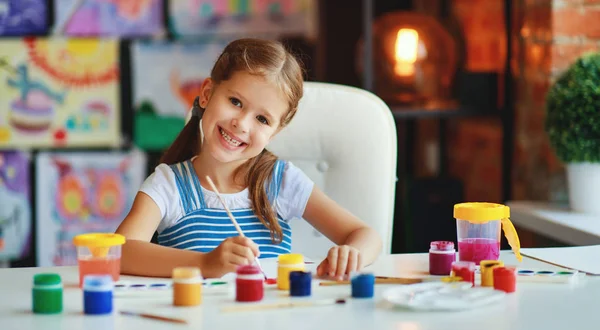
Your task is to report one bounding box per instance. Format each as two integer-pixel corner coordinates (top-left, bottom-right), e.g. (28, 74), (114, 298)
(200, 78), (214, 107)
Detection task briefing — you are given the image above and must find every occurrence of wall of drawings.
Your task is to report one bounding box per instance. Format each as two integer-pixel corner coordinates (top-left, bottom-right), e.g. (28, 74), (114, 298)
(0, 0), (316, 266)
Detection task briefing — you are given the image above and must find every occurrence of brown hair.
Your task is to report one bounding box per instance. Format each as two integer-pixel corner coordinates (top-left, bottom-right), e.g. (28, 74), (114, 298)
(160, 38), (304, 243)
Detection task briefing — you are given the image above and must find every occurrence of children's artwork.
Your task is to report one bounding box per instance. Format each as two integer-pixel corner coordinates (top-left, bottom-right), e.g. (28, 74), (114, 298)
(0, 0), (49, 36)
(35, 150), (147, 267)
(54, 0), (164, 36)
(0, 37), (120, 148)
(169, 0), (315, 38)
(0, 151), (32, 261)
(132, 40), (229, 150)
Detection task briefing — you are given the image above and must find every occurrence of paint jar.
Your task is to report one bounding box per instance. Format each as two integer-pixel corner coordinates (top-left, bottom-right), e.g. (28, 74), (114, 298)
(289, 271), (312, 297)
(236, 265), (264, 302)
(83, 274), (113, 315)
(429, 241), (456, 275)
(351, 272), (375, 298)
(480, 260), (504, 287)
(277, 254), (304, 290)
(493, 266), (517, 293)
(172, 267), (202, 306)
(32, 273), (62, 314)
(454, 202), (522, 265)
(73, 233), (125, 287)
(450, 261), (476, 286)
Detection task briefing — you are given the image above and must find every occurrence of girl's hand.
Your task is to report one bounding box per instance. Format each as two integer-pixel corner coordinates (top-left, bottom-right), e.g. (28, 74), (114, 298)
(202, 236), (259, 278)
(316, 245), (361, 280)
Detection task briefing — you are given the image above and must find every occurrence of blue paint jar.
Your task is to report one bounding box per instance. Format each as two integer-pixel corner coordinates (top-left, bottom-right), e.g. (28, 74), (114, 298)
(351, 272), (374, 298)
(83, 274), (113, 315)
(289, 271), (311, 297)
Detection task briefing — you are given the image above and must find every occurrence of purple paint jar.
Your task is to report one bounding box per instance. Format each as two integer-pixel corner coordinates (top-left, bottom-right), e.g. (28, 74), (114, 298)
(429, 241), (456, 275)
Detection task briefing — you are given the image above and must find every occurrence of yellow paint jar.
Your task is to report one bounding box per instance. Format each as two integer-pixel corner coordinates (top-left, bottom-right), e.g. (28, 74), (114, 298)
(172, 267), (202, 306)
(480, 260), (504, 287)
(277, 254), (304, 290)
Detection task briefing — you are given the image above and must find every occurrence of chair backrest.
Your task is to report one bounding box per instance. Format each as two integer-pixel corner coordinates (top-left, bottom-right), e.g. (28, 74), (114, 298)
(267, 81), (397, 259)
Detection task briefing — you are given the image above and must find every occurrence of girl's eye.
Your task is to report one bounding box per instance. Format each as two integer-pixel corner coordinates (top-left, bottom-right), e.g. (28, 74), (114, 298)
(256, 115), (269, 125)
(229, 97), (242, 107)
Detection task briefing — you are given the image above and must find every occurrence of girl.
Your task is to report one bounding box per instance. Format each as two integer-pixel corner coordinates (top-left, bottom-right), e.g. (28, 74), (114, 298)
(116, 38), (382, 279)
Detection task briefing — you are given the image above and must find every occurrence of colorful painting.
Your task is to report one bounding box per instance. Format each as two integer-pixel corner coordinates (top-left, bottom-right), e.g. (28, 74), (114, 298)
(132, 39), (229, 150)
(35, 150), (147, 267)
(169, 0), (314, 37)
(0, 0), (49, 36)
(0, 151), (31, 261)
(54, 0), (164, 36)
(0, 37), (120, 148)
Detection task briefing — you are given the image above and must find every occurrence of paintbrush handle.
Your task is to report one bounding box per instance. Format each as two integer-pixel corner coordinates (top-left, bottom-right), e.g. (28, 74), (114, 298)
(319, 277), (423, 286)
(221, 299), (341, 313)
(205, 176), (244, 236)
(120, 311), (188, 324)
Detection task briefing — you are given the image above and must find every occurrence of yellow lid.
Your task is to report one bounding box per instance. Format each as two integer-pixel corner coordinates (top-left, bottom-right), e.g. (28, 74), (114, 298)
(454, 202), (509, 223)
(172, 267), (201, 279)
(278, 253), (304, 265)
(73, 233), (125, 247)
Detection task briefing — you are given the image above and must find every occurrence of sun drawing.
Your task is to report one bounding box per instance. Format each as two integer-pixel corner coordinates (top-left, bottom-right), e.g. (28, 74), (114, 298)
(24, 37), (119, 88)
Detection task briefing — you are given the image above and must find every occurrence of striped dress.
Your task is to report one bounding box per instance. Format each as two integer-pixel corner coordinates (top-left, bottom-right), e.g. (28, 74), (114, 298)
(157, 159), (292, 259)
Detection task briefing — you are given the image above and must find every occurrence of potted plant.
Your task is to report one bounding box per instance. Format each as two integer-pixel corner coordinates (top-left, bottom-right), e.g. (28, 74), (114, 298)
(545, 51), (600, 215)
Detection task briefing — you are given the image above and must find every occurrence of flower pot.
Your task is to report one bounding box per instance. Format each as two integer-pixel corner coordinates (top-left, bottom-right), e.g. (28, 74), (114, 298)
(566, 163), (600, 215)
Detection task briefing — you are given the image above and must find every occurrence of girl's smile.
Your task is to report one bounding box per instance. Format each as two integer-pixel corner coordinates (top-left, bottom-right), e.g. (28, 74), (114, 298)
(217, 125), (247, 150)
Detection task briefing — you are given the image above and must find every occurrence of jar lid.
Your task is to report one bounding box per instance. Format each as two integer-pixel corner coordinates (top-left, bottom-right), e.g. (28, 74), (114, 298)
(289, 271), (312, 282)
(278, 253), (303, 265)
(480, 260), (504, 269)
(430, 241), (454, 251)
(34, 273), (61, 286)
(73, 233), (125, 247)
(83, 274), (113, 290)
(493, 266), (516, 277)
(451, 261), (476, 270)
(453, 202), (509, 223)
(172, 267), (202, 279)
(237, 265), (260, 275)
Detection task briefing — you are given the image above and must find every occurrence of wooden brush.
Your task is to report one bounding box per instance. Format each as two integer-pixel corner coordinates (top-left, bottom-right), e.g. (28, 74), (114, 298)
(319, 276), (423, 286)
(221, 298), (347, 313)
(120, 311), (188, 324)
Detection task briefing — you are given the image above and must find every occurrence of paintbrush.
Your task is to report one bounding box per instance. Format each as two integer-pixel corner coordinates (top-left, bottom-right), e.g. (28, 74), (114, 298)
(205, 175), (268, 280)
(221, 298), (346, 313)
(120, 310), (188, 324)
(318, 275), (463, 286)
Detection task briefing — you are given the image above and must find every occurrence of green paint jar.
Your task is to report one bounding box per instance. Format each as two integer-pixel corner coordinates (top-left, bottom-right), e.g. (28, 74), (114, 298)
(32, 273), (63, 314)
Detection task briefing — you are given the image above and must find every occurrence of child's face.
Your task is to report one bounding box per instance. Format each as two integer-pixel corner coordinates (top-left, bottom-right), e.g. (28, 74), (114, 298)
(199, 71), (289, 164)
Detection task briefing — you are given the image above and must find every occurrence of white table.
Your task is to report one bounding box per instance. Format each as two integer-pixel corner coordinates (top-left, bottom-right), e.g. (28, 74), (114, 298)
(507, 201), (600, 245)
(1, 251), (599, 330)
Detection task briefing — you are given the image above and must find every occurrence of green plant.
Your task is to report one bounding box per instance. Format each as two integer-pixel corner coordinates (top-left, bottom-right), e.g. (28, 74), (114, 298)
(545, 51), (600, 163)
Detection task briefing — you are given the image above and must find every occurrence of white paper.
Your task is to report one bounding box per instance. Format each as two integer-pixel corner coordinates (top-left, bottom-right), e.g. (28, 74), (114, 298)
(520, 245), (600, 275)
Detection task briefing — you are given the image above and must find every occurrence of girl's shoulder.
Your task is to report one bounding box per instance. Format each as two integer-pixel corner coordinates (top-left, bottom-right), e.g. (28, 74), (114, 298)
(276, 160), (315, 220)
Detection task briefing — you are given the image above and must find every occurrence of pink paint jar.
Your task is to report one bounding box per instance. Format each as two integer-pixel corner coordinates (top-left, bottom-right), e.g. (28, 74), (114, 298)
(429, 241), (456, 275)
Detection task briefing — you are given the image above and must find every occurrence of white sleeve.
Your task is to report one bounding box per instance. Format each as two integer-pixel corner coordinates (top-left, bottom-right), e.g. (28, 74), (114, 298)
(276, 161), (315, 220)
(138, 163), (183, 232)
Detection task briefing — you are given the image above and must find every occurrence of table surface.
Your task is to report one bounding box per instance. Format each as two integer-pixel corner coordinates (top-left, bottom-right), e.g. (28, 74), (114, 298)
(1, 250), (598, 330)
(507, 200), (600, 245)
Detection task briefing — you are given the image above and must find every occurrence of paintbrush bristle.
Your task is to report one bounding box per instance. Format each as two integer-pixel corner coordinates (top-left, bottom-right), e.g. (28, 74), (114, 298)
(335, 299), (346, 304)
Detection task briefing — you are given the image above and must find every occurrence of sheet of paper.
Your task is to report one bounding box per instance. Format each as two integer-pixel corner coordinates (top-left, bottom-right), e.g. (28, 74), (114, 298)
(520, 245), (600, 275)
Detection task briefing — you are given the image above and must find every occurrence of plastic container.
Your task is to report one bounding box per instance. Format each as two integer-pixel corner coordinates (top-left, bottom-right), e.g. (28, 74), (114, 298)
(428, 241), (456, 275)
(493, 266), (517, 293)
(351, 272), (375, 298)
(289, 271), (312, 297)
(277, 254), (304, 290)
(32, 273), (62, 314)
(73, 233), (125, 287)
(83, 274), (113, 315)
(172, 267), (202, 306)
(480, 260), (504, 287)
(454, 202), (522, 265)
(236, 265), (264, 302)
(451, 261), (476, 286)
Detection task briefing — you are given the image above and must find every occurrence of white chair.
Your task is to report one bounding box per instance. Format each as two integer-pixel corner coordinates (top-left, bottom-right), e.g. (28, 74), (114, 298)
(267, 81), (398, 259)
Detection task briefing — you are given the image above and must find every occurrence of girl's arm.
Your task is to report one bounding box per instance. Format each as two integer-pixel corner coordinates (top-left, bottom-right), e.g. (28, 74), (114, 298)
(115, 192), (205, 277)
(301, 186), (383, 279)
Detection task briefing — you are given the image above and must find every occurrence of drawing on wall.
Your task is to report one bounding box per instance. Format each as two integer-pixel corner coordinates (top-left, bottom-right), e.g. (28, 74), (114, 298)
(35, 150), (147, 267)
(0, 0), (49, 36)
(54, 0), (164, 36)
(0, 37), (120, 148)
(169, 0), (315, 38)
(0, 151), (32, 261)
(132, 40), (229, 150)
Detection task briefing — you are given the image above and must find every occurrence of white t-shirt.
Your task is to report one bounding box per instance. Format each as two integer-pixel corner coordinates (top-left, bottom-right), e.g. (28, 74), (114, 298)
(139, 160), (315, 234)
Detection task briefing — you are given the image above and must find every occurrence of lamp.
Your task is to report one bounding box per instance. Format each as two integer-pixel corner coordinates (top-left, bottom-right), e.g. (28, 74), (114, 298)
(359, 11), (459, 105)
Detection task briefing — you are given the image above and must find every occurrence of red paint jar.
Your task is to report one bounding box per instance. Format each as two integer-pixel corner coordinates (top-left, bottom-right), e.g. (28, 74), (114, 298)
(493, 266), (516, 293)
(235, 265), (264, 302)
(451, 261), (476, 286)
(429, 241), (456, 275)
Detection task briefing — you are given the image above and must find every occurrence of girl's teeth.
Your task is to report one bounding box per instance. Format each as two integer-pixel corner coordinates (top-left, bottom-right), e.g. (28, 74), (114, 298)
(220, 128), (242, 147)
